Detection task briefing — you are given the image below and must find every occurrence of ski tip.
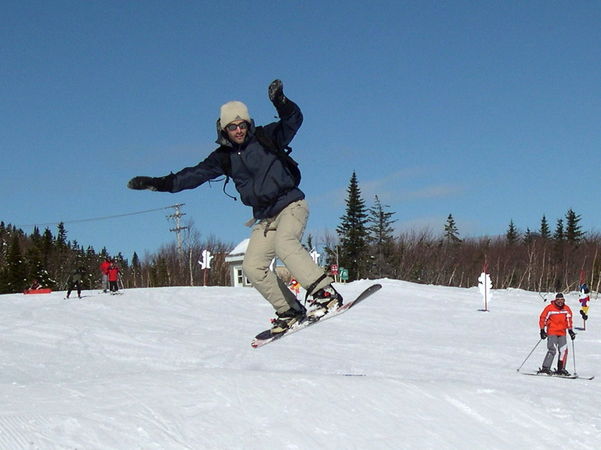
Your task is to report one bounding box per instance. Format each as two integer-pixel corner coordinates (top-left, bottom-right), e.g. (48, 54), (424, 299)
(573, 374), (595, 380)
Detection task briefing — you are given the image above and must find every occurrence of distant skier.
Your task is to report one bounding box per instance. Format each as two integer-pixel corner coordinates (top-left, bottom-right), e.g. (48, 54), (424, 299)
(538, 293), (576, 375)
(108, 262), (120, 293)
(288, 278), (301, 299)
(66, 267), (85, 299)
(127, 79), (342, 336)
(100, 257), (111, 293)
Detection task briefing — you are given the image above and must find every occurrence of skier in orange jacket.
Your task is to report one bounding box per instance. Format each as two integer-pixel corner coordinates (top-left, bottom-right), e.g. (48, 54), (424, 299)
(538, 293), (576, 375)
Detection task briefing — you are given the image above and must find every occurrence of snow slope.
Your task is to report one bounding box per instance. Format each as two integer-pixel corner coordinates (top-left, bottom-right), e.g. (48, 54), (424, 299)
(1, 279), (600, 449)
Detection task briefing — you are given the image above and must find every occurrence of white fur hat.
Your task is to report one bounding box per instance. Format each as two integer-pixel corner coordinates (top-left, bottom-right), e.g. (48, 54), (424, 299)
(219, 101), (251, 129)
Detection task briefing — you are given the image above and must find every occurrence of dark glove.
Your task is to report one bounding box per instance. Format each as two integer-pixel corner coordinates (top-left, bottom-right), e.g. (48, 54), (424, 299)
(268, 79), (295, 117)
(568, 329), (576, 340)
(128, 176), (157, 190)
(127, 174), (174, 192)
(268, 79), (286, 106)
(540, 329), (547, 340)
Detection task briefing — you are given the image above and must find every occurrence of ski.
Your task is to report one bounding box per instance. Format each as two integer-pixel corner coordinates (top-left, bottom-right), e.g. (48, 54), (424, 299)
(557, 374), (595, 380)
(519, 371), (594, 380)
(64, 294), (94, 300)
(251, 283), (382, 348)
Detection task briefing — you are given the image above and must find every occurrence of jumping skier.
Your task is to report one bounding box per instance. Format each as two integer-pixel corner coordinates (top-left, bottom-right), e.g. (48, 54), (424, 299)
(127, 79), (342, 336)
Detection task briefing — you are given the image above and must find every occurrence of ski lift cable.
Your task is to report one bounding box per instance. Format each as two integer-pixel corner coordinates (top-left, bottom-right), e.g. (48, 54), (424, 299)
(17, 204), (181, 228)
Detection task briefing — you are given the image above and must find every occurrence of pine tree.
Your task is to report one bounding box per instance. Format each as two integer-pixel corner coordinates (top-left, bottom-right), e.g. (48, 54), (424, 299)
(336, 172), (369, 281)
(554, 218), (564, 241)
(305, 234), (314, 252)
(55, 222), (68, 249)
(565, 208), (584, 244)
(444, 214), (461, 243)
(367, 195), (397, 278)
(3, 233), (28, 293)
(131, 252), (141, 288)
(40, 228), (54, 267)
(540, 215), (551, 239)
(523, 227), (535, 245)
(53, 222), (69, 285)
(150, 256), (170, 286)
(506, 220), (519, 244)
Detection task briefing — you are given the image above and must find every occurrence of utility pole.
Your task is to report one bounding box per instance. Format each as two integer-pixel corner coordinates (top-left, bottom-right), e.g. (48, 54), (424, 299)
(166, 203), (188, 257)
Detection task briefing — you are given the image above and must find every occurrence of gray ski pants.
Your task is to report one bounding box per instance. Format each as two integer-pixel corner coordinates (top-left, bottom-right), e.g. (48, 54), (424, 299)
(542, 334), (568, 369)
(242, 199), (333, 314)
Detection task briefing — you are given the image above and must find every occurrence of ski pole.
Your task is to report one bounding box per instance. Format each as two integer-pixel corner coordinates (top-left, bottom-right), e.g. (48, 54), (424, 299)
(571, 339), (577, 375)
(516, 339), (543, 372)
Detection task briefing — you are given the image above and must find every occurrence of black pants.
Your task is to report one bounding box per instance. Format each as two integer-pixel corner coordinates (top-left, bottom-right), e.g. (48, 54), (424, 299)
(67, 281), (82, 298)
(109, 280), (118, 292)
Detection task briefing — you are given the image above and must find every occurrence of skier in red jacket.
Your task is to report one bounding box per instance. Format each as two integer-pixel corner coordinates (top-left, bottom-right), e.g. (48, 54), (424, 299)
(538, 293), (576, 375)
(99, 258), (111, 293)
(107, 262), (120, 293)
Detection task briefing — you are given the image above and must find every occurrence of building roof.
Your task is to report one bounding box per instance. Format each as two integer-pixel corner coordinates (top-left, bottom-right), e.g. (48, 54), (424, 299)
(225, 238), (249, 263)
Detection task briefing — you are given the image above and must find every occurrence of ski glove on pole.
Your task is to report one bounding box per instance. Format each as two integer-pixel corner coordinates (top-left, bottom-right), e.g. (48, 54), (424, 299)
(268, 79), (294, 117)
(540, 329), (547, 339)
(568, 329), (576, 340)
(127, 174), (174, 192)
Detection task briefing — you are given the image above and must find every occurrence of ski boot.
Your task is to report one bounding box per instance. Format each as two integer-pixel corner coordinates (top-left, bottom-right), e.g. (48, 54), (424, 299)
(555, 362), (570, 376)
(270, 303), (306, 335)
(307, 285), (343, 320)
(580, 310), (588, 321)
(537, 367), (552, 375)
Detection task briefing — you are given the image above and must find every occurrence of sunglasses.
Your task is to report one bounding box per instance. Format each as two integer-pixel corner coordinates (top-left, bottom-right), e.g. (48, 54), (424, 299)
(225, 122), (249, 132)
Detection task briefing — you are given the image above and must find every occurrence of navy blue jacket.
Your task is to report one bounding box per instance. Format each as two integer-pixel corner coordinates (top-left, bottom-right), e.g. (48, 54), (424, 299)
(166, 100), (304, 220)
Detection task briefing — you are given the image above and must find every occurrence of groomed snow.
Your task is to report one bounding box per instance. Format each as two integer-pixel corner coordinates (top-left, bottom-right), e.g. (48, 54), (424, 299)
(1, 279), (599, 449)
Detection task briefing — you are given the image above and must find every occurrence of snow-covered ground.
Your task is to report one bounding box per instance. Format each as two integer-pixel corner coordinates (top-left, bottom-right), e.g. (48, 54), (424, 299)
(1, 279), (600, 449)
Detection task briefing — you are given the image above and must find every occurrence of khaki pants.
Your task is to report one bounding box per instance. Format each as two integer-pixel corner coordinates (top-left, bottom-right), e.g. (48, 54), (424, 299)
(243, 200), (333, 314)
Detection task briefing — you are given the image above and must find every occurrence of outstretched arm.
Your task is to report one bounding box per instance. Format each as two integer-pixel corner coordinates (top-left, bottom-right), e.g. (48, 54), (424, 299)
(127, 151), (226, 193)
(264, 79), (303, 149)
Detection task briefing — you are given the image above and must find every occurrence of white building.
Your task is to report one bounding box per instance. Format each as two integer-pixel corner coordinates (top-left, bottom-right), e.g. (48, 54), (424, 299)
(225, 239), (252, 287)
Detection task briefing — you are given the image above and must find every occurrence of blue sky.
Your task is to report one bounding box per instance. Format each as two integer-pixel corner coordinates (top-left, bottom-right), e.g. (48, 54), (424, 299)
(2, 0), (600, 260)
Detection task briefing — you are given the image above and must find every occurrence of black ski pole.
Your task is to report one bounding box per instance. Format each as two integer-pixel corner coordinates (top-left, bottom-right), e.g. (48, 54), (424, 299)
(517, 339), (543, 372)
(571, 339), (577, 375)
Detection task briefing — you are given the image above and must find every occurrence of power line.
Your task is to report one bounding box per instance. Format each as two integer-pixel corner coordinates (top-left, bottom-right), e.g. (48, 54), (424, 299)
(17, 205), (180, 228)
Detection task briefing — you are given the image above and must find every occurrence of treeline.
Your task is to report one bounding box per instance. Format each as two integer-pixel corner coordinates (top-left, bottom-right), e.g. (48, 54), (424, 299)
(358, 227), (601, 292)
(2, 171), (599, 295)
(321, 172), (600, 293)
(0, 221), (234, 294)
